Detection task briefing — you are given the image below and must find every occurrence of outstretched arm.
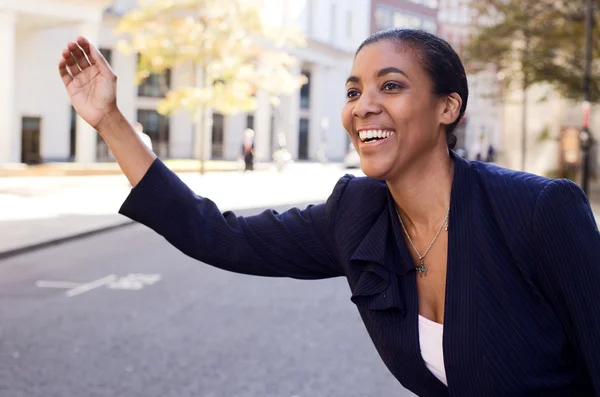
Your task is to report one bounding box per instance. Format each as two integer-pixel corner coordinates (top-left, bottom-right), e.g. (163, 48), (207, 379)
(58, 36), (155, 187)
(119, 160), (350, 279)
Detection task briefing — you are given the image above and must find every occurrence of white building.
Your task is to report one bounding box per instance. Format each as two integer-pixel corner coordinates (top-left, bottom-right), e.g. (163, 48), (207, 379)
(0, 0), (370, 165)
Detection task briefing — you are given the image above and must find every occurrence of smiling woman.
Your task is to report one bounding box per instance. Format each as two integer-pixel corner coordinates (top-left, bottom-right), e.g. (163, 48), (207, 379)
(58, 30), (600, 396)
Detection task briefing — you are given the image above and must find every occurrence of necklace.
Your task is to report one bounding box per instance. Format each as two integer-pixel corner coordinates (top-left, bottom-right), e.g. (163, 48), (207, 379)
(395, 206), (450, 277)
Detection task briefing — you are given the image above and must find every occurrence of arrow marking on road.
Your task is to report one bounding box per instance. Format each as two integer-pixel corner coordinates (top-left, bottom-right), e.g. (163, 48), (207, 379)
(65, 274), (119, 297)
(35, 273), (162, 297)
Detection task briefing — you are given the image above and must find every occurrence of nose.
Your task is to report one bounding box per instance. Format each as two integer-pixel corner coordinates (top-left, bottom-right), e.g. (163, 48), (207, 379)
(352, 90), (382, 119)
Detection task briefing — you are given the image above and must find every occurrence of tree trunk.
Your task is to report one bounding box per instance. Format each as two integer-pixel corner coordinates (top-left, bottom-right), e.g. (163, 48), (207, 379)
(194, 62), (206, 175)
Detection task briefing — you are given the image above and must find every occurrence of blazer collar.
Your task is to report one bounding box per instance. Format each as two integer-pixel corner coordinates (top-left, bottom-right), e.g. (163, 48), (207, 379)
(349, 151), (472, 277)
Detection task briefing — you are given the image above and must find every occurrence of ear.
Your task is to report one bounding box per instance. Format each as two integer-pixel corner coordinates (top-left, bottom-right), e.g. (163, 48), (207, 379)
(439, 93), (462, 127)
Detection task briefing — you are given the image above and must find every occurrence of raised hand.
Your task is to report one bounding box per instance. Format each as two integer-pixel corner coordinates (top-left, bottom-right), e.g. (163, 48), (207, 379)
(58, 36), (118, 131)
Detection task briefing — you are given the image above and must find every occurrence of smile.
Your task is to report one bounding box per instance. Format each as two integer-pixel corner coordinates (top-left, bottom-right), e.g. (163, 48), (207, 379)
(358, 129), (395, 143)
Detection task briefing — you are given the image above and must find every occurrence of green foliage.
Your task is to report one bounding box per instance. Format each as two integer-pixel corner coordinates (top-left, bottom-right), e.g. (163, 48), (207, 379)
(464, 0), (599, 102)
(115, 0), (307, 117)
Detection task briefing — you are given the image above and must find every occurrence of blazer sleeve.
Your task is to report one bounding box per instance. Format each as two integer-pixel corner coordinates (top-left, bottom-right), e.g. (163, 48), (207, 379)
(118, 158), (351, 279)
(532, 178), (600, 391)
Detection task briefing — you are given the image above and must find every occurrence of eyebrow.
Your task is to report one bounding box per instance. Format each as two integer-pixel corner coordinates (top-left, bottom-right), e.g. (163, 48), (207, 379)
(345, 67), (409, 85)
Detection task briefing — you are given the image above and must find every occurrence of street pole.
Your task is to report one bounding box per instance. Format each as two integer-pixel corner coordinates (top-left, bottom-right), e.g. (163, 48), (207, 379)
(581, 0), (595, 195)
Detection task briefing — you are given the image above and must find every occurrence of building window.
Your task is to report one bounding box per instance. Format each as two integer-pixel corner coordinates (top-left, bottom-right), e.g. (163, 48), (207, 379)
(137, 55), (171, 98)
(21, 117), (42, 165)
(298, 118), (309, 160)
(138, 71), (171, 97)
(300, 71), (311, 109)
(211, 112), (225, 159)
(375, 6), (393, 31)
(70, 106), (77, 160)
(394, 11), (422, 29)
(137, 109), (170, 158)
(99, 48), (112, 65)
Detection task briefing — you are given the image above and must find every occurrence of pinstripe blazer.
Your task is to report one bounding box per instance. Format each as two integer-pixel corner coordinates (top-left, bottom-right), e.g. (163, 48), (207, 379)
(119, 151), (600, 397)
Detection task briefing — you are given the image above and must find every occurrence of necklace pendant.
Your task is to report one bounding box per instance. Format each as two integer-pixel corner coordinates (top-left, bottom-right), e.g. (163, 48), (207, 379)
(416, 260), (428, 277)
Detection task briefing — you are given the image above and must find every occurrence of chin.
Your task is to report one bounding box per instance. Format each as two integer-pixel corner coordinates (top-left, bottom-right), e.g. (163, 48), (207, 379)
(359, 158), (397, 180)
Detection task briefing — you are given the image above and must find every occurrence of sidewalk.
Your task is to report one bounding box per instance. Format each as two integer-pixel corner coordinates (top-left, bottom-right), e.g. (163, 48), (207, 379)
(0, 159), (269, 177)
(0, 162), (362, 258)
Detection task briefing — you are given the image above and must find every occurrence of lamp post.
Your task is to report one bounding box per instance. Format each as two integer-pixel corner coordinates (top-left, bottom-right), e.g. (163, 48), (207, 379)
(581, 0), (595, 195)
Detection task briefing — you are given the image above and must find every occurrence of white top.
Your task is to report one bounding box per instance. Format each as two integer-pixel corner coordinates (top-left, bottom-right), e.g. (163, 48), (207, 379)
(418, 315), (447, 386)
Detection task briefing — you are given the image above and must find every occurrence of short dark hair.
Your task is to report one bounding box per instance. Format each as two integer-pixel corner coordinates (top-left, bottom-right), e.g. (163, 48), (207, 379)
(356, 29), (468, 150)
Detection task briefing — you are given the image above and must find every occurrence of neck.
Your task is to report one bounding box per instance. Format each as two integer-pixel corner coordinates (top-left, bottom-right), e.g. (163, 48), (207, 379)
(387, 148), (454, 232)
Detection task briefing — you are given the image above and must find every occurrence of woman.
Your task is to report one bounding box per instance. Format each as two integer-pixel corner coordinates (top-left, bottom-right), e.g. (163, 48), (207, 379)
(58, 29), (600, 396)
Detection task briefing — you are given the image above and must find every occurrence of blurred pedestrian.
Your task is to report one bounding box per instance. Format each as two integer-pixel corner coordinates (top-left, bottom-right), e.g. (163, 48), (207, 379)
(486, 144), (496, 163)
(134, 122), (153, 152)
(59, 31), (600, 396)
(241, 128), (255, 171)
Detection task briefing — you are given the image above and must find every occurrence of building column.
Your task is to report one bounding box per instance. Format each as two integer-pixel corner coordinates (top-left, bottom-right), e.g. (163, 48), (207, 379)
(282, 65), (301, 160)
(253, 91), (272, 162)
(308, 65), (326, 160)
(0, 12), (17, 164)
(75, 21), (101, 163)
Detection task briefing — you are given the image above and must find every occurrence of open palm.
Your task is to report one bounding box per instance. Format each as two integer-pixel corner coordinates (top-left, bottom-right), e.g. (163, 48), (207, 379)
(58, 37), (117, 131)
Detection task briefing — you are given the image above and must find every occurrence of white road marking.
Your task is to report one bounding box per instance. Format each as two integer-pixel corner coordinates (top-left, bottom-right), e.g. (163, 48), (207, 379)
(35, 281), (83, 289)
(108, 273), (162, 290)
(65, 274), (118, 298)
(34, 274), (162, 297)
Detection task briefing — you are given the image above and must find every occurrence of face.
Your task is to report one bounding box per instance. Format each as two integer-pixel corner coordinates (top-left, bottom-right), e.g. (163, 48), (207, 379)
(342, 40), (455, 180)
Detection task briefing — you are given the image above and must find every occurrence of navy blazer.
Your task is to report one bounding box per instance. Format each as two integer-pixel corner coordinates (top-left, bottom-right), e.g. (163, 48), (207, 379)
(119, 152), (600, 396)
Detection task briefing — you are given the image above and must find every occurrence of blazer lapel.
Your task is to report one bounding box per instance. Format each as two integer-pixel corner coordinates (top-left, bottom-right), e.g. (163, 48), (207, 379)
(443, 152), (484, 394)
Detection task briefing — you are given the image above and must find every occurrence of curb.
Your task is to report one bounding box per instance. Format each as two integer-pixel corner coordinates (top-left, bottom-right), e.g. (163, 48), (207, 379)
(0, 201), (318, 261)
(0, 220), (136, 261)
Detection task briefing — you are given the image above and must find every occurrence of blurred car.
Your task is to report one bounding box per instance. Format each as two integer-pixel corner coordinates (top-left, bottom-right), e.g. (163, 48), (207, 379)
(343, 144), (360, 168)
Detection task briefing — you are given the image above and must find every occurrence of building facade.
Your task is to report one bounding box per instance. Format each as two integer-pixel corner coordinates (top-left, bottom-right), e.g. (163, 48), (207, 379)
(0, 0), (113, 165)
(0, 0), (370, 165)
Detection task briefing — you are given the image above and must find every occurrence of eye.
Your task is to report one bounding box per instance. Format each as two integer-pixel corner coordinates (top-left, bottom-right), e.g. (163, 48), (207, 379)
(382, 82), (403, 91)
(346, 89), (360, 99)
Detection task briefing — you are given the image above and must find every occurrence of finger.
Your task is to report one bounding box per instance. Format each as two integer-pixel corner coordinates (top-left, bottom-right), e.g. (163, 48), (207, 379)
(67, 41), (91, 70)
(58, 58), (73, 86)
(75, 36), (94, 63)
(76, 36), (112, 74)
(62, 47), (82, 77)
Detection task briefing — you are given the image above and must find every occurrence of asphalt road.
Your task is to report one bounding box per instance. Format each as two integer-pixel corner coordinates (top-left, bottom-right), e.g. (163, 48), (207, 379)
(0, 205), (415, 397)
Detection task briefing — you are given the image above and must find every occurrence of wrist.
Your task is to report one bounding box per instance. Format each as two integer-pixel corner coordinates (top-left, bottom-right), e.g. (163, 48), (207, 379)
(96, 109), (125, 137)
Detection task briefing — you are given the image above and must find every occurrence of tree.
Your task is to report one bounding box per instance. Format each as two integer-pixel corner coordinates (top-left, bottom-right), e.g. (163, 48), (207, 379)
(115, 0), (307, 173)
(464, 0), (599, 171)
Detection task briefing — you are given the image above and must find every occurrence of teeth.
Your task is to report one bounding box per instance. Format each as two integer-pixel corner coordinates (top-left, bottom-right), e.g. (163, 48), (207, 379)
(358, 130), (393, 142)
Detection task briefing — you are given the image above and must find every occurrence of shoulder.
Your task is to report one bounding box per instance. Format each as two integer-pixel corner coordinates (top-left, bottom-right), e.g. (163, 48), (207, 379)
(471, 160), (554, 210)
(466, 160), (562, 231)
(326, 174), (388, 220)
(330, 173), (388, 203)
(533, 177), (592, 221)
(470, 160), (554, 198)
